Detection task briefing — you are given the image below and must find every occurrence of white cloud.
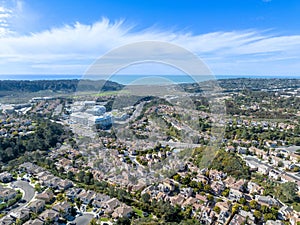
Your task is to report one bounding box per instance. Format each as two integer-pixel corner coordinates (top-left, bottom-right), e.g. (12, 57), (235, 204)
(0, 4), (12, 37)
(0, 18), (300, 75)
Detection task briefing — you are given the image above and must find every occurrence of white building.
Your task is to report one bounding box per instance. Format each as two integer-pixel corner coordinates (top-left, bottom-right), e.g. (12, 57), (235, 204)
(70, 112), (91, 126)
(93, 114), (112, 127)
(84, 101), (96, 107)
(70, 103), (112, 128)
(86, 105), (106, 116)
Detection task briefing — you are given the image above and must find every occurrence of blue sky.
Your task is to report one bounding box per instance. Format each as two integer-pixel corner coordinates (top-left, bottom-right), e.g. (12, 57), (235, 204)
(0, 0), (300, 76)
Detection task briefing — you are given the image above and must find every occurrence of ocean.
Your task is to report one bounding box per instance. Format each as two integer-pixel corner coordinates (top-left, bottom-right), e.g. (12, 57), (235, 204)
(0, 74), (299, 85)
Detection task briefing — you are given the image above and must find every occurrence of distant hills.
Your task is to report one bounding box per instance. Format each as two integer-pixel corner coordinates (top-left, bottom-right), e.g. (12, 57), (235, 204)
(179, 78), (300, 93)
(0, 79), (124, 97)
(0, 78), (299, 99)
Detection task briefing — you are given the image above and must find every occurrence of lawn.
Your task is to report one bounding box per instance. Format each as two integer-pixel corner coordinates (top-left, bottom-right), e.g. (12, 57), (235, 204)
(133, 207), (144, 217)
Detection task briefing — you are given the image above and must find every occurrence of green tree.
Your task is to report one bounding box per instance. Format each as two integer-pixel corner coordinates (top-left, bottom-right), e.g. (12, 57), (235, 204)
(116, 217), (130, 225)
(222, 189), (229, 197)
(34, 183), (42, 193)
(77, 170), (85, 183)
(238, 197), (246, 205)
(57, 193), (64, 201)
(75, 198), (82, 209)
(89, 218), (98, 225)
(173, 174), (181, 182)
(242, 205), (250, 211)
(67, 171), (74, 180)
(278, 161), (284, 167)
(277, 182), (298, 203)
(86, 171), (94, 184)
(264, 213), (276, 221)
(15, 219), (22, 225)
(207, 194), (214, 202)
(253, 210), (262, 220)
(181, 175), (191, 185)
(213, 206), (221, 214)
(232, 203), (240, 214)
(249, 200), (258, 209)
(204, 184), (212, 192)
(141, 193), (150, 203)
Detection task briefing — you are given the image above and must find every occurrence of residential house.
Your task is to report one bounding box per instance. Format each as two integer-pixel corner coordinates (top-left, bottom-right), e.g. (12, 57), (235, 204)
(158, 179), (176, 193)
(66, 187), (82, 200)
(229, 213), (247, 225)
(36, 171), (53, 181)
(199, 206), (215, 225)
(111, 205), (133, 219)
(18, 162), (30, 173)
(290, 216), (300, 225)
(238, 147), (248, 154)
(265, 221), (284, 225)
(278, 206), (293, 220)
(199, 168), (208, 175)
(245, 160), (259, 172)
(209, 169), (226, 181)
(211, 181), (225, 195)
(247, 181), (261, 195)
(195, 193), (208, 205)
(228, 189), (243, 202)
(0, 216), (15, 225)
(57, 179), (73, 190)
(225, 146), (236, 153)
(28, 199), (45, 213)
(217, 211), (230, 225)
(180, 187), (193, 198)
(0, 188), (16, 202)
(192, 203), (202, 213)
(193, 174), (209, 184)
(46, 177), (63, 189)
(182, 197), (197, 208)
(170, 194), (185, 206)
(78, 190), (96, 205)
(92, 193), (110, 209)
(257, 164), (270, 175)
(38, 209), (59, 223)
(155, 192), (167, 201)
(269, 169), (281, 180)
(10, 208), (30, 222)
(223, 176), (236, 187)
(103, 198), (121, 214)
(215, 201), (230, 213)
(249, 147), (268, 160)
(55, 158), (72, 170)
(229, 179), (246, 192)
(52, 201), (71, 218)
(290, 153), (299, 163)
(239, 210), (255, 224)
(281, 174), (296, 183)
(129, 182), (146, 193)
(255, 195), (280, 207)
(0, 172), (13, 183)
(36, 189), (54, 203)
(23, 219), (44, 225)
(39, 175), (56, 188)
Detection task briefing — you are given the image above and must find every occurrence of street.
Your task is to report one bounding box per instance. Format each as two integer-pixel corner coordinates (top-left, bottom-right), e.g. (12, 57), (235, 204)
(73, 213), (94, 225)
(9, 180), (35, 213)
